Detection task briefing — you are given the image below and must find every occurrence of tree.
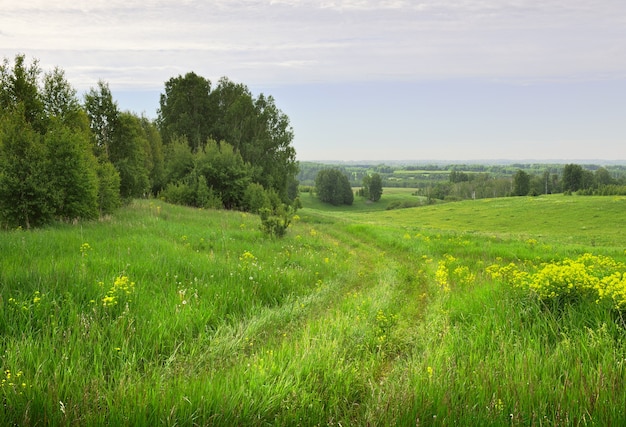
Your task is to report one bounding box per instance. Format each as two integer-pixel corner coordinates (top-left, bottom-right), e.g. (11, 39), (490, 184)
(247, 93), (298, 201)
(158, 72), (213, 152)
(111, 112), (151, 199)
(315, 168), (353, 206)
(42, 67), (83, 129)
(363, 173), (383, 202)
(0, 55), (103, 227)
(44, 119), (99, 220)
(158, 73), (299, 202)
(0, 55), (45, 132)
(512, 169), (531, 196)
(84, 80), (120, 160)
(0, 108), (52, 228)
(562, 164), (583, 192)
(195, 140), (251, 209)
(140, 116), (165, 194)
(595, 167), (614, 187)
(95, 161), (121, 215)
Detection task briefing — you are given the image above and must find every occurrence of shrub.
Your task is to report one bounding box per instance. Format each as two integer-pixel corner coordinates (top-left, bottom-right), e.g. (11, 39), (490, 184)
(259, 203), (297, 238)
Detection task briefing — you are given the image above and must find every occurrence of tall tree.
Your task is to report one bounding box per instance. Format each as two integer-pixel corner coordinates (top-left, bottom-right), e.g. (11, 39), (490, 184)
(562, 164), (583, 192)
(44, 119), (99, 220)
(111, 113), (151, 199)
(512, 169), (530, 196)
(140, 116), (165, 194)
(595, 167), (614, 187)
(84, 80), (120, 159)
(0, 55), (103, 227)
(0, 54), (45, 132)
(368, 173), (383, 202)
(0, 108), (53, 228)
(42, 67), (83, 129)
(249, 93), (298, 200)
(158, 72), (213, 152)
(158, 73), (298, 202)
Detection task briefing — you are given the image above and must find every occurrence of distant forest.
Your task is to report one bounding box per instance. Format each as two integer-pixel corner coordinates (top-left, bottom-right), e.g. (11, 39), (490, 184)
(299, 162), (626, 202)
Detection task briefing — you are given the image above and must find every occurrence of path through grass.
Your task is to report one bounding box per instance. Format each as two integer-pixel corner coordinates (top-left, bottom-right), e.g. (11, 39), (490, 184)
(1, 197), (626, 425)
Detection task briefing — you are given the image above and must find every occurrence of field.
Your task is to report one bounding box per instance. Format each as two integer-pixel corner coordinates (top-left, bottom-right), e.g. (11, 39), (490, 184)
(2, 192), (626, 425)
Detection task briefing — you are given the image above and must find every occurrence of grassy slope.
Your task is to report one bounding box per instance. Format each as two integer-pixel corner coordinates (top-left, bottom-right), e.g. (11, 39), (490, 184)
(1, 194), (625, 425)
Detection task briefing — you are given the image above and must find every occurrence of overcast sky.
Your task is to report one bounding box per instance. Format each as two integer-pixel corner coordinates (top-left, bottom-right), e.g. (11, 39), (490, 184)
(2, 0), (625, 162)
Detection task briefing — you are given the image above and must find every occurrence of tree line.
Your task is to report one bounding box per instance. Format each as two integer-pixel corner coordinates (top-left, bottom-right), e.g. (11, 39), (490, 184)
(0, 55), (299, 229)
(308, 162), (625, 207)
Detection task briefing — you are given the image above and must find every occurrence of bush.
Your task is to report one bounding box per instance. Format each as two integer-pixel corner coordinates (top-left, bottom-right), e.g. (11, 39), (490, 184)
(259, 203), (297, 238)
(160, 182), (197, 206)
(386, 200), (423, 210)
(243, 182), (271, 213)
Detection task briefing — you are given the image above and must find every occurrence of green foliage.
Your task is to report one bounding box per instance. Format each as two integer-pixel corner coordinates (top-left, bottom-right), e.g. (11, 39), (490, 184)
(163, 137), (194, 184)
(158, 72), (213, 152)
(42, 67), (83, 129)
(512, 169), (531, 196)
(195, 175), (223, 209)
(158, 74), (298, 202)
(140, 117), (166, 194)
(562, 163), (584, 192)
(95, 161), (121, 215)
(112, 113), (151, 199)
(259, 204), (295, 238)
(196, 140), (251, 209)
(361, 173), (383, 202)
(84, 80), (120, 160)
(0, 55), (45, 132)
(159, 180), (198, 207)
(315, 168), (354, 206)
(0, 108), (53, 228)
(385, 199), (424, 210)
(85, 84), (154, 200)
(243, 182), (271, 214)
(160, 140), (253, 210)
(44, 120), (99, 220)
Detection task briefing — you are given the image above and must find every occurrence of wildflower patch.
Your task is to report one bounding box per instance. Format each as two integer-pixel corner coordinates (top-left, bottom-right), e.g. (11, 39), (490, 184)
(487, 253), (626, 310)
(102, 275), (136, 308)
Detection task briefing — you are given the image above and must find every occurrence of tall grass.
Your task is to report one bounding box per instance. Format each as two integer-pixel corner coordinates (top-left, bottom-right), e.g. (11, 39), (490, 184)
(1, 197), (626, 425)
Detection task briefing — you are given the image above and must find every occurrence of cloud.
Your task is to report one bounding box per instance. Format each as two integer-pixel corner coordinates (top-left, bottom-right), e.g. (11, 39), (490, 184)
(2, 0), (626, 90)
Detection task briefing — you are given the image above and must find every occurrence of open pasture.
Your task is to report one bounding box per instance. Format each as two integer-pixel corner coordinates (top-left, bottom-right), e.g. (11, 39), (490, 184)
(1, 196), (626, 425)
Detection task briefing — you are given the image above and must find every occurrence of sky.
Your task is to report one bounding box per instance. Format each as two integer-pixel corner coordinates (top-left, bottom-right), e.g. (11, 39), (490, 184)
(1, 0), (625, 162)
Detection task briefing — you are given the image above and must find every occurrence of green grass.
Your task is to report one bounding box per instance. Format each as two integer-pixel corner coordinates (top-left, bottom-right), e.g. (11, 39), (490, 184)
(2, 196), (626, 425)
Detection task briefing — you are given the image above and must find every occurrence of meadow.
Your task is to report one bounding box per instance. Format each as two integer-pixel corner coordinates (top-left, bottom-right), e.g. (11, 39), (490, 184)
(1, 193), (626, 425)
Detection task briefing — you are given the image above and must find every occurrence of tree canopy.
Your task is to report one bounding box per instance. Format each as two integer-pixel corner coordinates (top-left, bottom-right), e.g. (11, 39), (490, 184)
(158, 73), (298, 202)
(315, 168), (354, 206)
(0, 55), (107, 228)
(361, 173), (383, 202)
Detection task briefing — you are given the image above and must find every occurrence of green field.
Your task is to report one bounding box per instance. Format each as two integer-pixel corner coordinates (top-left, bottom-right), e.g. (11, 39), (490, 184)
(2, 193), (626, 425)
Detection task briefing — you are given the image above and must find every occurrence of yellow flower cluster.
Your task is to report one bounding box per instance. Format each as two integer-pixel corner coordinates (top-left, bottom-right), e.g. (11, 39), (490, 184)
(1, 369), (26, 393)
(487, 254), (626, 309)
(239, 250), (257, 263)
(80, 242), (92, 257)
(102, 275), (136, 307)
(6, 291), (43, 312)
(436, 254), (476, 292)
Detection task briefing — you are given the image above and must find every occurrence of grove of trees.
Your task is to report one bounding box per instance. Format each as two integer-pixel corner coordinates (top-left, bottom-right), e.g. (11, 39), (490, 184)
(315, 168), (354, 206)
(0, 55), (300, 229)
(359, 173), (383, 202)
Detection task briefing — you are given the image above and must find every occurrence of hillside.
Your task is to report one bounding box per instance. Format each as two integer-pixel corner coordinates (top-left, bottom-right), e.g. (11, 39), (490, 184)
(1, 195), (625, 425)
